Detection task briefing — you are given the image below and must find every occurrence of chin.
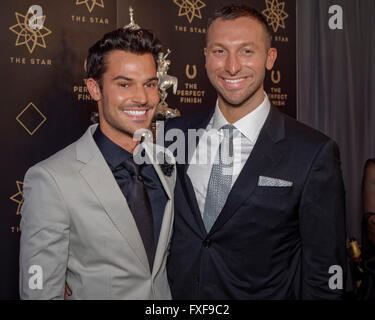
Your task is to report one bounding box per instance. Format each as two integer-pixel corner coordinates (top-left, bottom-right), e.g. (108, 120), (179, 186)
(221, 95), (249, 107)
(222, 88), (262, 107)
(132, 122), (153, 133)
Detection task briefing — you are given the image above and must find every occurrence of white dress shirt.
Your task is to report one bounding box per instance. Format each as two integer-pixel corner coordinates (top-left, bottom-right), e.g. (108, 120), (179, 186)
(187, 93), (271, 216)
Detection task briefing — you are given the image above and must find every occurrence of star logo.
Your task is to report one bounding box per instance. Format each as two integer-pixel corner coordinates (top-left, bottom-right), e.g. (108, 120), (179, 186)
(76, 0), (104, 13)
(10, 181), (24, 216)
(262, 0), (289, 33)
(173, 0), (206, 24)
(9, 10), (52, 54)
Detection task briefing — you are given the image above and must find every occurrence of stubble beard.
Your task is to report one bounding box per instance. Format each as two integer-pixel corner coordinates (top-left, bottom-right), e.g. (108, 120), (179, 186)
(216, 79), (263, 109)
(102, 103), (154, 139)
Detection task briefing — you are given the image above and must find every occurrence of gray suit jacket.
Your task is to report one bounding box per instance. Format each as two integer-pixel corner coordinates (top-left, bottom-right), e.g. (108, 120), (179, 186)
(19, 125), (176, 299)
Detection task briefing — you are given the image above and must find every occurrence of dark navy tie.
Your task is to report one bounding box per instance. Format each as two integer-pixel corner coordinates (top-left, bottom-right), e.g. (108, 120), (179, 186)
(122, 157), (155, 272)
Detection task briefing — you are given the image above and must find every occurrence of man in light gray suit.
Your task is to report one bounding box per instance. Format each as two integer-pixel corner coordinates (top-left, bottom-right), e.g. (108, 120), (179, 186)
(19, 26), (176, 299)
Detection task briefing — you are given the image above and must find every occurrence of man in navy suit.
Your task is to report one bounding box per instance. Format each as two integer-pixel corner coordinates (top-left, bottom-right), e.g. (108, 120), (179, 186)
(165, 5), (347, 299)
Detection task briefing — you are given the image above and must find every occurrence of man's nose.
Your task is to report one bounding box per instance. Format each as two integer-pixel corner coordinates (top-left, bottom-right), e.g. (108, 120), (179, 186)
(225, 53), (241, 75)
(132, 86), (147, 105)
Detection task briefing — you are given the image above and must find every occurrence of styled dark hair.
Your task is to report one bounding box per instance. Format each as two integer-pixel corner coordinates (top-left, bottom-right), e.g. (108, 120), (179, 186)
(86, 28), (162, 89)
(206, 4), (272, 49)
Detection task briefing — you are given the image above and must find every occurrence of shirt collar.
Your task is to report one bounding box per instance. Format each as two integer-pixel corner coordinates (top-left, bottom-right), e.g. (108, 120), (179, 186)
(212, 92), (271, 142)
(93, 127), (133, 169)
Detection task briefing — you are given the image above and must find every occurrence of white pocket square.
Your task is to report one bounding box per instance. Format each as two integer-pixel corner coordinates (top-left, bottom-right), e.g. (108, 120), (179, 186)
(258, 176), (293, 187)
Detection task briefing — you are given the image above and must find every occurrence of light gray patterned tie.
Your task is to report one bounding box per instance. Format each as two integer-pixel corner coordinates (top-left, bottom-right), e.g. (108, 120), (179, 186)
(203, 124), (235, 232)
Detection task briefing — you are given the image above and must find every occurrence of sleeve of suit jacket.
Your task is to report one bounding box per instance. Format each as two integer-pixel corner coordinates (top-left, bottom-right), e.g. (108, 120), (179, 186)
(299, 139), (347, 299)
(19, 165), (69, 300)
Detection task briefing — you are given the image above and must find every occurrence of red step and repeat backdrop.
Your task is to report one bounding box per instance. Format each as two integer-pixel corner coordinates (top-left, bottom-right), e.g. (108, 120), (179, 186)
(0, 0), (295, 299)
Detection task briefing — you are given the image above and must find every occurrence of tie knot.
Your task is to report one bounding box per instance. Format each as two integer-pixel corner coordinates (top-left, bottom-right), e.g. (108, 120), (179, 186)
(122, 157), (141, 177)
(221, 124), (235, 138)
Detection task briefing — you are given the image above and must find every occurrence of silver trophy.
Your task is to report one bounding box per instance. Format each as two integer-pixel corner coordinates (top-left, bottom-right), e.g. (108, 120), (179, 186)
(123, 6), (141, 30)
(156, 49), (181, 119)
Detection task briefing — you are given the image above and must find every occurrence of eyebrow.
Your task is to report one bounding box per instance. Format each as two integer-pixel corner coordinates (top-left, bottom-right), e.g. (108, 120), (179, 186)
(112, 76), (132, 81)
(112, 76), (158, 82)
(210, 42), (258, 48)
(241, 42), (258, 48)
(147, 77), (159, 82)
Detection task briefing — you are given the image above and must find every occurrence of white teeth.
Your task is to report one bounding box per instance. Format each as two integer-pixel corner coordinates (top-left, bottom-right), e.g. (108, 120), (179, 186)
(224, 78), (245, 83)
(124, 110), (147, 116)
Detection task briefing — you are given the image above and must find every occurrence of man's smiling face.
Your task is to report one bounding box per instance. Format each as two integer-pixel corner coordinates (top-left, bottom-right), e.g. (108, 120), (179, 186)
(205, 17), (276, 110)
(93, 50), (159, 139)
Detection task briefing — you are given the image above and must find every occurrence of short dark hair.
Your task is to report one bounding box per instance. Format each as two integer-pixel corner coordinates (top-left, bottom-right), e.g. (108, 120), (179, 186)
(206, 4), (272, 49)
(86, 28), (162, 89)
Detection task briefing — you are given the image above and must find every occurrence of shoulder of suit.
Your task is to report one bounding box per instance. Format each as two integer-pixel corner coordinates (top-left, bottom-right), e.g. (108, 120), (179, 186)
(165, 108), (213, 132)
(280, 111), (335, 147)
(166, 107), (338, 152)
(26, 136), (82, 178)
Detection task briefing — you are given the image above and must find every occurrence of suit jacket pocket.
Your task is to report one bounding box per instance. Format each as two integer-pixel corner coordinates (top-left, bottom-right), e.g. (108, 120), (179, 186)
(253, 185), (293, 196)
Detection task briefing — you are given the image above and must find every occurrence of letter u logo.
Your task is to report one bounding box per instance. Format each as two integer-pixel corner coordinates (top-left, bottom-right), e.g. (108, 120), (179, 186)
(271, 70), (281, 84)
(186, 64), (197, 79)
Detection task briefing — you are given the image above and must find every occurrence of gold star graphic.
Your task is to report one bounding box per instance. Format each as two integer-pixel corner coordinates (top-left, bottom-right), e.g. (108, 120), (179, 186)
(173, 0), (206, 24)
(76, 0), (104, 13)
(262, 0), (289, 33)
(10, 181), (24, 216)
(9, 11), (52, 54)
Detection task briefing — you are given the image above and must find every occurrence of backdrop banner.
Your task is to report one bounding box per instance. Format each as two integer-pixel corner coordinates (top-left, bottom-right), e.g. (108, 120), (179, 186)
(0, 0), (296, 299)
(116, 0), (296, 117)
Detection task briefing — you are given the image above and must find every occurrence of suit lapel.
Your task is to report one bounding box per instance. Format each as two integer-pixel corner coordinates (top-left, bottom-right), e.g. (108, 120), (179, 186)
(141, 142), (175, 275)
(142, 142), (173, 200)
(169, 105), (286, 238)
(178, 164), (207, 237)
(208, 106), (285, 235)
(152, 197), (173, 276)
(178, 109), (215, 237)
(76, 125), (150, 272)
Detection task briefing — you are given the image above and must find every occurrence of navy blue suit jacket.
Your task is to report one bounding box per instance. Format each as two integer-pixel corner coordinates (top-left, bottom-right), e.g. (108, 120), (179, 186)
(165, 105), (347, 299)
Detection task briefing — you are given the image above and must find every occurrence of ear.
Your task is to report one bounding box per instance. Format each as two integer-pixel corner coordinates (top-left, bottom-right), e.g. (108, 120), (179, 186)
(265, 48), (278, 71)
(86, 78), (102, 102)
(204, 47), (207, 57)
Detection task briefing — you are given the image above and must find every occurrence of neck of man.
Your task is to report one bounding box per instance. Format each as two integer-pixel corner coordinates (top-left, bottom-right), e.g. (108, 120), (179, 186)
(218, 84), (265, 124)
(100, 122), (139, 154)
